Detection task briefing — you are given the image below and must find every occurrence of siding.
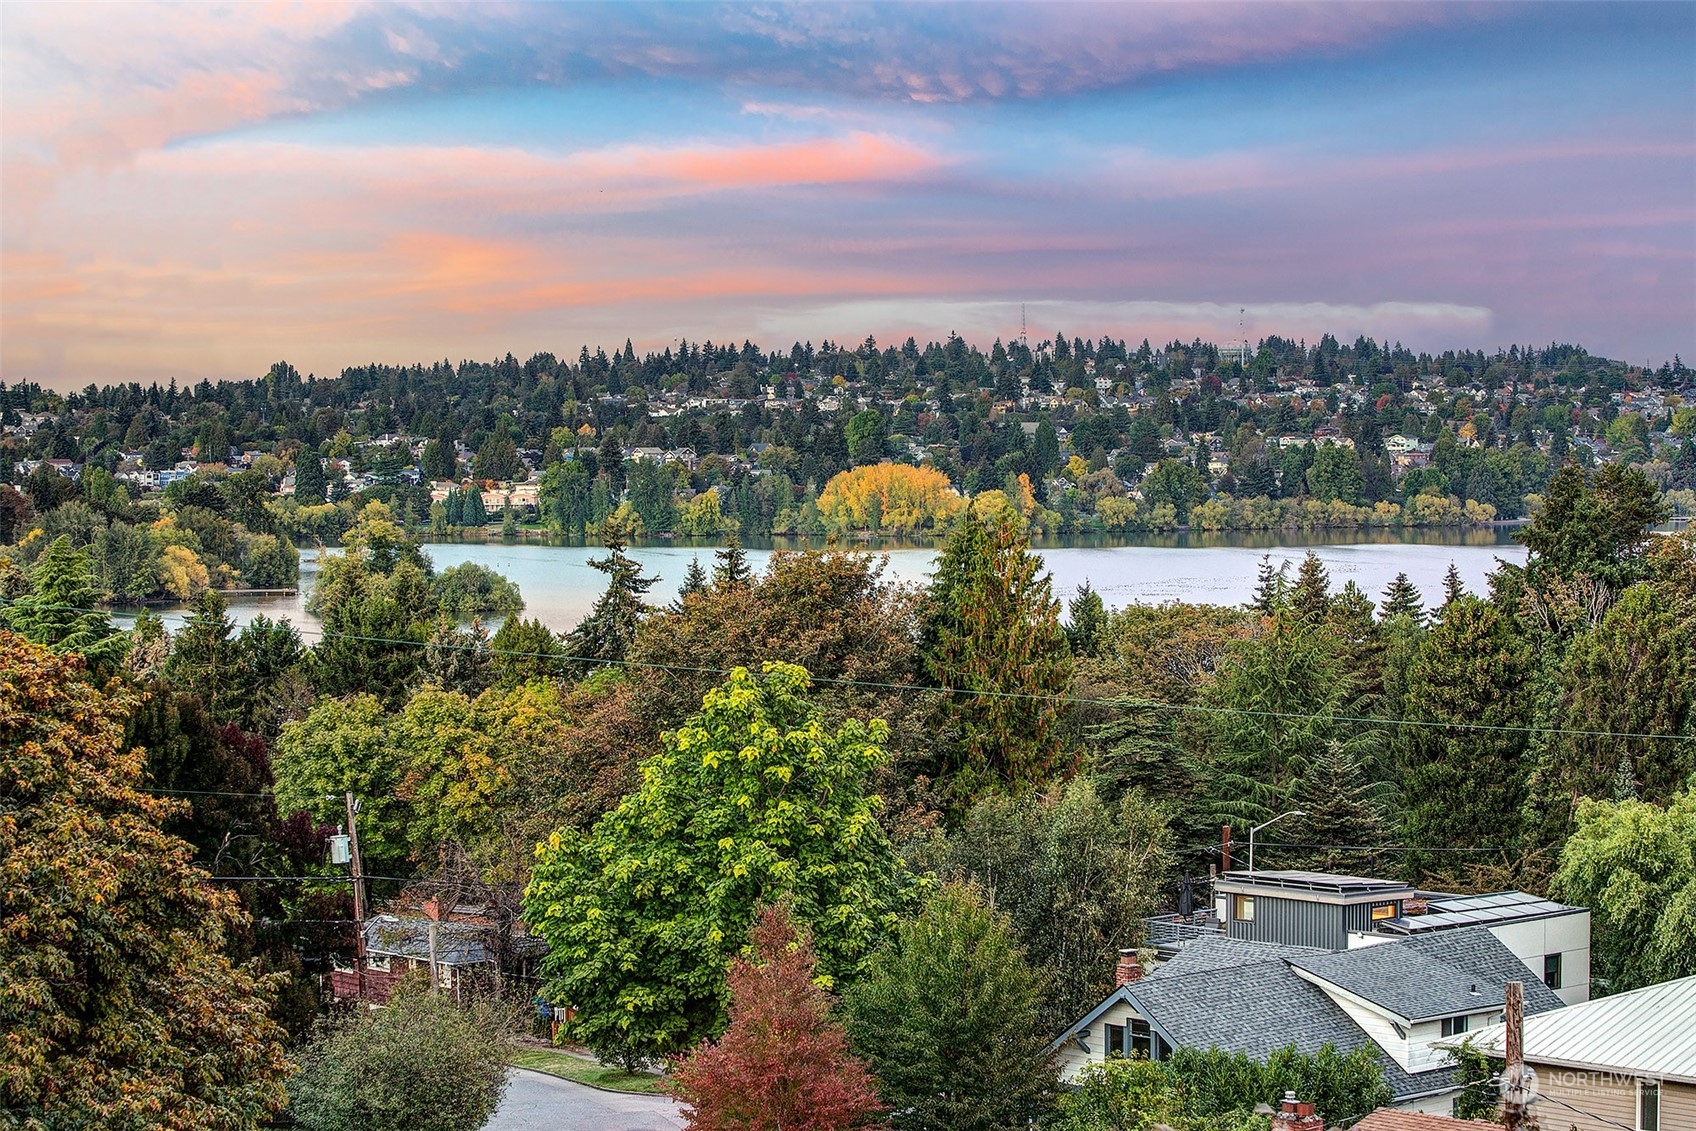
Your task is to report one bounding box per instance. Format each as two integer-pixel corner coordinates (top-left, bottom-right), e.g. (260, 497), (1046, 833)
(1230, 894), (1348, 950)
(1530, 1062), (1668, 1131)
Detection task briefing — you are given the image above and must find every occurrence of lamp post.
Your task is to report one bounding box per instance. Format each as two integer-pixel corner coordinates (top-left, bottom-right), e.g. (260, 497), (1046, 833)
(1247, 810), (1305, 874)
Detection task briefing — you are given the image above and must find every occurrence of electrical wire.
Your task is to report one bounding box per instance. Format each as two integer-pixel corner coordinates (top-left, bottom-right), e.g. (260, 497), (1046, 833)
(33, 594), (1687, 744)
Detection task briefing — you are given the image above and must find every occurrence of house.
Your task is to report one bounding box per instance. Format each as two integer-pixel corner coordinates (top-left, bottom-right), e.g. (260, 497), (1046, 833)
(1192, 870), (1590, 1003)
(1442, 974), (1696, 1131)
(329, 907), (547, 1006)
(1053, 926), (1565, 1114)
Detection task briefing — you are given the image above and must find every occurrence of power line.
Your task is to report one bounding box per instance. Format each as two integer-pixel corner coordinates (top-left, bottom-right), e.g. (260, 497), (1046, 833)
(18, 598), (1695, 743)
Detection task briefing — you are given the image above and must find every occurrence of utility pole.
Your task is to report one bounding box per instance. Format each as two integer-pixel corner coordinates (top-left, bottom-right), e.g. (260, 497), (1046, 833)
(1221, 825), (1233, 873)
(1500, 980), (1538, 1130)
(345, 791), (367, 1004)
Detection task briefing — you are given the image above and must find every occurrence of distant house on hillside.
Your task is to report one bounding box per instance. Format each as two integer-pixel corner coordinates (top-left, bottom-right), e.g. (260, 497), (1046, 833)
(329, 899), (546, 1007)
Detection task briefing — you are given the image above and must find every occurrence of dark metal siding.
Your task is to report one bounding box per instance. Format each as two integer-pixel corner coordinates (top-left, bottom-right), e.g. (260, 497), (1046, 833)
(1227, 894), (1348, 949)
(1344, 899), (1402, 934)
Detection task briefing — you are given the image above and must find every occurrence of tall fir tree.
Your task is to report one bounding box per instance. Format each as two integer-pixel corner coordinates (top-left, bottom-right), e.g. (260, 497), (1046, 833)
(292, 449), (327, 504)
(1289, 739), (1393, 875)
(673, 556), (709, 612)
(565, 541), (657, 667)
(713, 531), (752, 588)
(1379, 573), (1425, 622)
(2, 535), (125, 669)
(1441, 562), (1466, 608)
(1399, 595), (1533, 886)
(920, 510), (1071, 799)
(1290, 551), (1333, 622)
(1065, 581), (1107, 658)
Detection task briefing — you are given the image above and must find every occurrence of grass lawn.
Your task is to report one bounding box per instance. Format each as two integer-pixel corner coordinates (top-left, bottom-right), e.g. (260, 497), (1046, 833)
(508, 1046), (670, 1095)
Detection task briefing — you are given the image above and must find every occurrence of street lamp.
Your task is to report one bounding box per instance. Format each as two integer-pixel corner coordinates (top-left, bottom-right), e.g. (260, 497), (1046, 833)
(1247, 810), (1306, 874)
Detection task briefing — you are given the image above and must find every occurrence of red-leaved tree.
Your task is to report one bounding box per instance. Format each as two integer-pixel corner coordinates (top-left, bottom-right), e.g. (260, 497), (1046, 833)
(669, 905), (886, 1131)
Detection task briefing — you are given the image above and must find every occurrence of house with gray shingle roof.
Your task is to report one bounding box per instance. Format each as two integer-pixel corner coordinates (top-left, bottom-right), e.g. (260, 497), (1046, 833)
(1053, 927), (1564, 1116)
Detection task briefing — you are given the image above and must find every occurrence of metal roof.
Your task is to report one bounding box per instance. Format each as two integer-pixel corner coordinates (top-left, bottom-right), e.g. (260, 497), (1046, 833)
(1455, 974), (1696, 1084)
(1214, 870), (1415, 899)
(1376, 890), (1585, 935)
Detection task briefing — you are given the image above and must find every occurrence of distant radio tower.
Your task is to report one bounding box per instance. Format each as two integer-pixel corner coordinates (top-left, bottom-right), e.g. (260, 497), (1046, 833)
(1020, 304), (1028, 349)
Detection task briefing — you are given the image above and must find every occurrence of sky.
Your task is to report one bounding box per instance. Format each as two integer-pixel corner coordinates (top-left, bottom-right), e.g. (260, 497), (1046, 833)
(3, 2), (1693, 390)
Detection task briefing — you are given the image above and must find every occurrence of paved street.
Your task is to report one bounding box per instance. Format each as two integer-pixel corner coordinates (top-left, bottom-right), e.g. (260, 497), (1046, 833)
(482, 1068), (685, 1131)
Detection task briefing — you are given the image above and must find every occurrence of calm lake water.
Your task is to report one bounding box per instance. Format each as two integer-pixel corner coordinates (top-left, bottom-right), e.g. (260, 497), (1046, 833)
(157, 530), (1528, 638)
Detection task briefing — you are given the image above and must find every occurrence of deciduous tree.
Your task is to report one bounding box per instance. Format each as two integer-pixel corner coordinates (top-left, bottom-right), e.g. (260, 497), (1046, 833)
(525, 664), (908, 1067)
(669, 905), (885, 1131)
(0, 634), (290, 1129)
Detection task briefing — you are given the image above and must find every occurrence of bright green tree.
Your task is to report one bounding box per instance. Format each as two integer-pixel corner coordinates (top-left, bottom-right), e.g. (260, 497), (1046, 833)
(273, 694), (409, 872)
(1551, 788), (1696, 992)
(1519, 462), (1668, 593)
(1379, 572), (1424, 622)
(488, 615), (568, 687)
(921, 510), (1071, 799)
(524, 663), (909, 1067)
(844, 883), (1059, 1131)
(1066, 581), (1107, 658)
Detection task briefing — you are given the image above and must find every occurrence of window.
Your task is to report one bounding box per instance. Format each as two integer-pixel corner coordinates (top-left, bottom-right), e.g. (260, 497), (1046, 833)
(1234, 895), (1255, 922)
(1440, 1015), (1470, 1038)
(1543, 952), (1563, 990)
(1104, 1023), (1126, 1058)
(1638, 1079), (1659, 1131)
(1370, 902), (1398, 922)
(1130, 1018), (1153, 1058)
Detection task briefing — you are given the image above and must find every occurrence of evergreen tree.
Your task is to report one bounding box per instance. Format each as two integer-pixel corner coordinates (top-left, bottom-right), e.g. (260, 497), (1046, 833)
(163, 590), (237, 721)
(423, 614), (493, 695)
(1065, 581), (1106, 658)
(2, 535), (125, 669)
(565, 541), (657, 667)
(713, 531), (752, 588)
(1250, 554), (1289, 615)
(488, 616), (567, 687)
(673, 556), (709, 612)
(845, 884), (1059, 1130)
(293, 450), (327, 504)
(1379, 573), (1425, 622)
(461, 486), (489, 528)
(1289, 740), (1393, 875)
(1441, 563), (1465, 608)
(920, 510), (1071, 799)
(1399, 596), (1533, 886)
(1290, 551), (1332, 622)
(443, 486), (463, 526)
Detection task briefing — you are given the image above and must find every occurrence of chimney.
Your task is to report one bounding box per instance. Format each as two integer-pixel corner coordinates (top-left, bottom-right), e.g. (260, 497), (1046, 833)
(1272, 1091), (1324, 1131)
(423, 897), (442, 922)
(1114, 949), (1144, 986)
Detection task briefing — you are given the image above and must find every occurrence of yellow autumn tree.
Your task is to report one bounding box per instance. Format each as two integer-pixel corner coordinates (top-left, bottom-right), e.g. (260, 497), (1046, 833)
(817, 463), (964, 534)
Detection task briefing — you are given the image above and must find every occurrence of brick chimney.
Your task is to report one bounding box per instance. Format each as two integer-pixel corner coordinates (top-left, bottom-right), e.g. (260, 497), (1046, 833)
(1272, 1091), (1323, 1131)
(422, 897), (442, 922)
(1114, 948), (1144, 986)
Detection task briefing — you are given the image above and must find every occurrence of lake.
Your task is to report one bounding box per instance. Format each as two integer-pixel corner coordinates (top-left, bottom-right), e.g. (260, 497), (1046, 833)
(162, 530), (1529, 637)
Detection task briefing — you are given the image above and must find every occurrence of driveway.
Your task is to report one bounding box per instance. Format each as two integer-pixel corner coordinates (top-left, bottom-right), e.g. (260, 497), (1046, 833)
(482, 1067), (685, 1131)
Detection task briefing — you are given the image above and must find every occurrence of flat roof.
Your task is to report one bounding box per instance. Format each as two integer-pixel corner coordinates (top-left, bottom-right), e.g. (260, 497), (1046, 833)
(1376, 890), (1586, 934)
(1215, 870), (1415, 900)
